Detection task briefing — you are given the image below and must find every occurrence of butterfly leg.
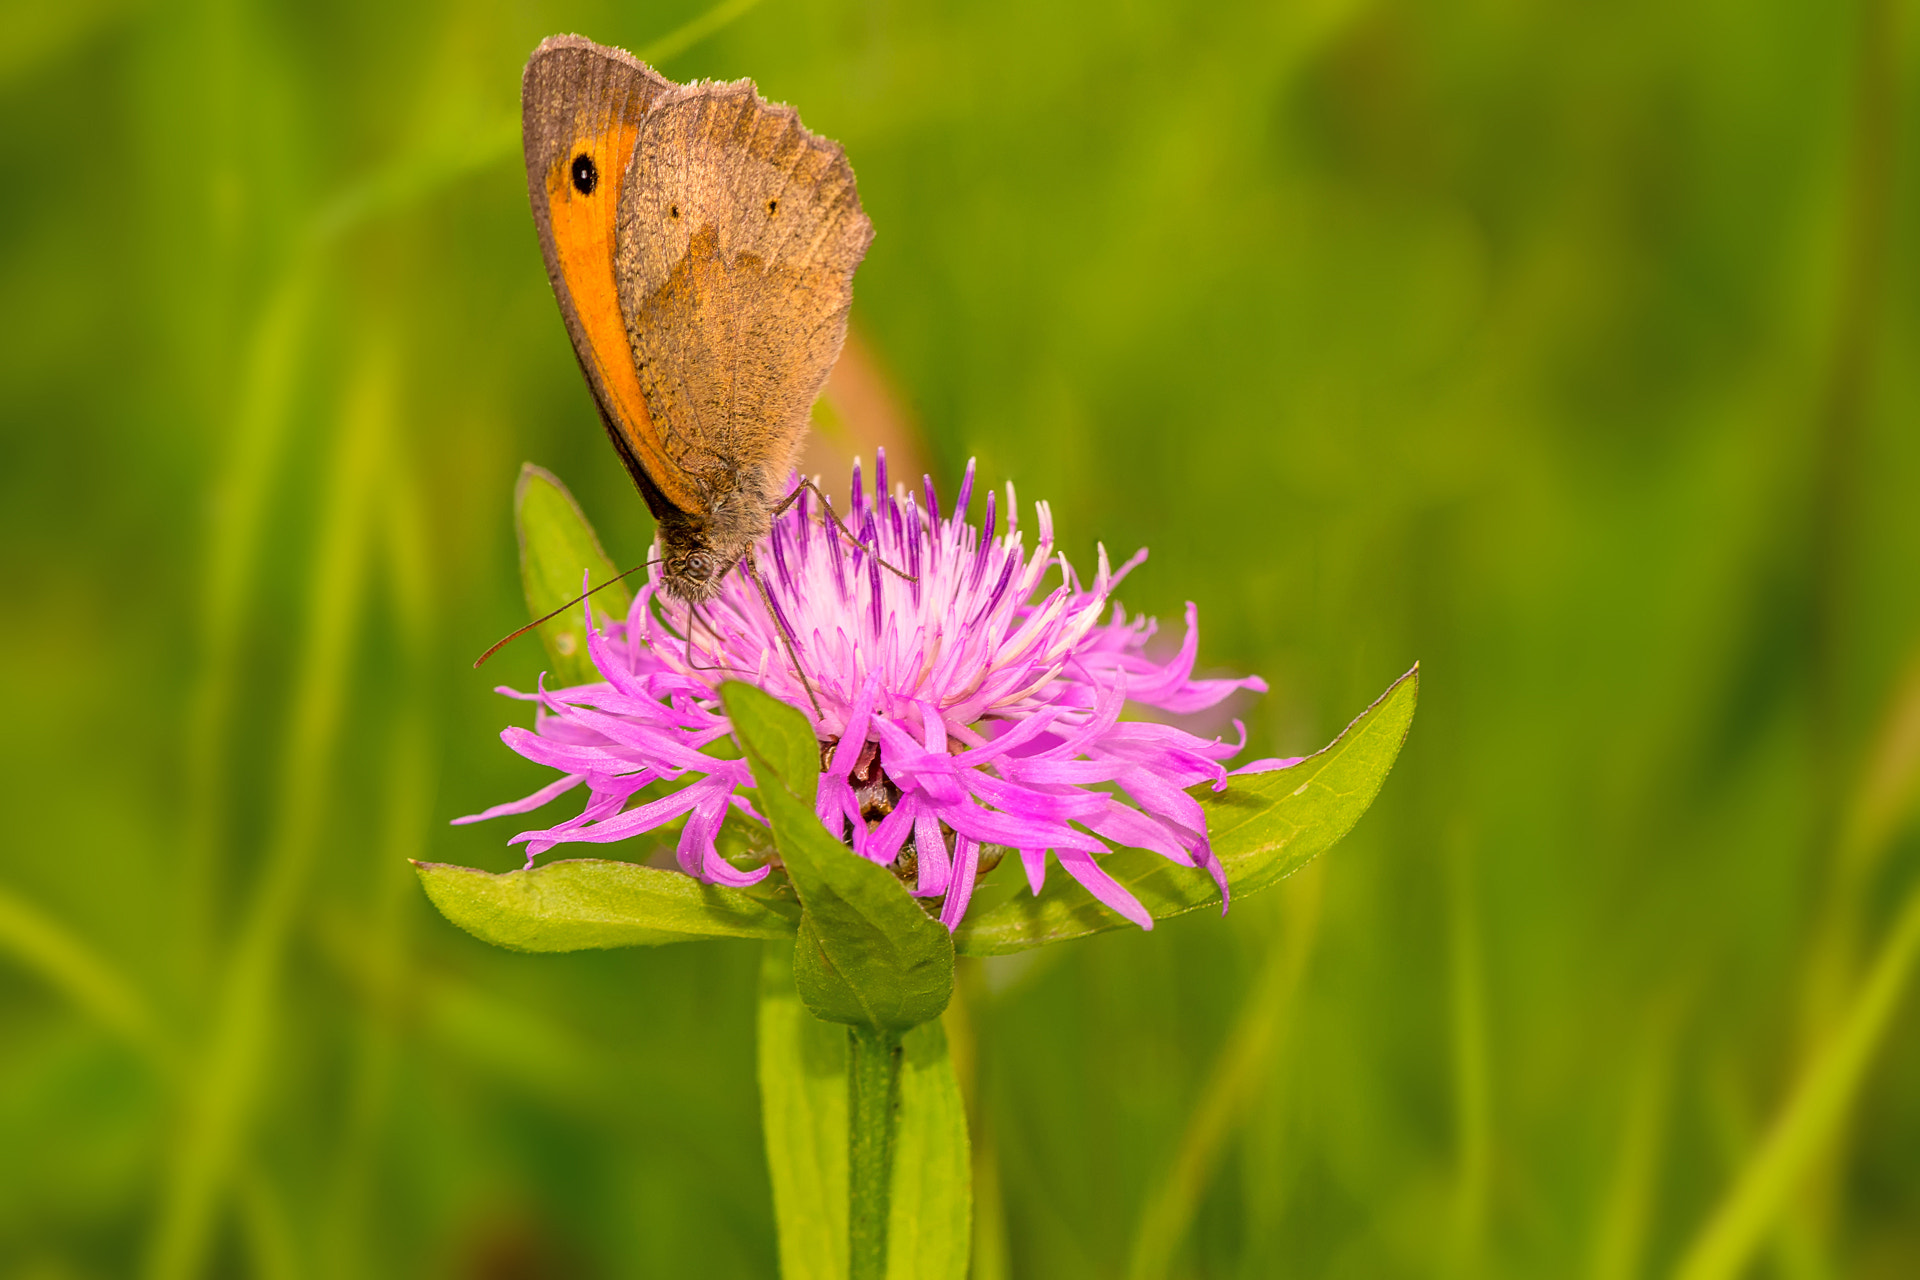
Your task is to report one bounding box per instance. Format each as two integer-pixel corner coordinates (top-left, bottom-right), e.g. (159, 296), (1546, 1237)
(775, 477), (917, 583)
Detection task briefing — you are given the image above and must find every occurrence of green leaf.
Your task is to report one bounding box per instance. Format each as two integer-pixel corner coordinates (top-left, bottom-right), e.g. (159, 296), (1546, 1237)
(792, 914), (876, 1028)
(412, 857), (799, 951)
(953, 663), (1419, 956)
(723, 677), (823, 803)
(758, 940), (849, 1280)
(723, 682), (956, 1032)
(515, 463), (636, 686)
(885, 1012), (971, 1280)
(757, 941), (972, 1280)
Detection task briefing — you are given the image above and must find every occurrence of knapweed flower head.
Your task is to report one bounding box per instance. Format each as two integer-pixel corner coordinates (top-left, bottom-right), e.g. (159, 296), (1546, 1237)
(459, 455), (1293, 930)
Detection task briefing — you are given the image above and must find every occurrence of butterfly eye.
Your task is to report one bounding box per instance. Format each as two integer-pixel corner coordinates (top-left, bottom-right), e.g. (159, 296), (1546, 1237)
(570, 153), (597, 196)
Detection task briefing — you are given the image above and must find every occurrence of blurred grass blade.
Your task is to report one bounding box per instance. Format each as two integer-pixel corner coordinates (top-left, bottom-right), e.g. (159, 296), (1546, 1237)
(1778, 644), (1920, 1267)
(760, 938), (851, 1279)
(1673, 876), (1920, 1280)
(148, 337), (391, 1280)
(183, 267), (316, 975)
(309, 122), (518, 247)
(1127, 868), (1323, 1280)
(724, 682), (955, 1032)
(324, 441), (440, 1280)
(758, 940), (971, 1280)
(414, 857), (800, 950)
(238, 1169), (299, 1280)
(0, 0), (127, 85)
(328, 709), (433, 1280)
(642, 0), (767, 65)
(0, 884), (172, 1064)
(956, 664), (1417, 955)
(1800, 647), (1920, 1045)
(1448, 831), (1490, 1275)
(1836, 647), (1920, 874)
(306, 0), (771, 245)
(514, 463), (635, 685)
(1590, 1003), (1681, 1280)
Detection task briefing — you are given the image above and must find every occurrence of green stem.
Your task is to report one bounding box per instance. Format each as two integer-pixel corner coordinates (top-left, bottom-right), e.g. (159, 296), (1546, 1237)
(848, 1023), (903, 1280)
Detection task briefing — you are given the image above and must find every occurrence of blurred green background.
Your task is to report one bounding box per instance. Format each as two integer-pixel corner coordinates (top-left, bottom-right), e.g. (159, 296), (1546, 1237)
(4, 0), (1919, 1276)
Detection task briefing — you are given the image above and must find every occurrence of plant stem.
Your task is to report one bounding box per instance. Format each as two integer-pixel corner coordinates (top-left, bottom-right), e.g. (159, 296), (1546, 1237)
(848, 1023), (903, 1280)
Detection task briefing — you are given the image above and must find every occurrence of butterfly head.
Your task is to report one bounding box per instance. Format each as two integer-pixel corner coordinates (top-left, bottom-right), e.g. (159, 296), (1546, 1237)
(657, 508), (759, 604)
(662, 545), (728, 602)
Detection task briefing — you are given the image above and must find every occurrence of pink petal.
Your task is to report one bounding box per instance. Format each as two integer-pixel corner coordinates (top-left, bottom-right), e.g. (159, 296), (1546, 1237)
(1054, 846), (1154, 930)
(939, 835), (981, 929)
(451, 772), (585, 825)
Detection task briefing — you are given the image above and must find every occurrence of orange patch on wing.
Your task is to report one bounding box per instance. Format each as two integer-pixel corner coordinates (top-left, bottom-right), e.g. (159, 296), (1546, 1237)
(544, 120), (705, 515)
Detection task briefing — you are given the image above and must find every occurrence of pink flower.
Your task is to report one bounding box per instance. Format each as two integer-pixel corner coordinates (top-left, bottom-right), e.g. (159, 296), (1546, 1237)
(458, 456), (1293, 930)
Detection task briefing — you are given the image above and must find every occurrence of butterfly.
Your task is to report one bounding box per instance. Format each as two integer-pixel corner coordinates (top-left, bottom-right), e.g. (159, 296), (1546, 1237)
(521, 34), (874, 608)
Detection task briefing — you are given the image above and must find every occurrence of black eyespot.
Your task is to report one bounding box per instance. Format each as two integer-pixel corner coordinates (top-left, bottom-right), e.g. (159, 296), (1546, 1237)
(767, 199), (779, 214)
(570, 153), (597, 196)
(669, 203), (679, 218)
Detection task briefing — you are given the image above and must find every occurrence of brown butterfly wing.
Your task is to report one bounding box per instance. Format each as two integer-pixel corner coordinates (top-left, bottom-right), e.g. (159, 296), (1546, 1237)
(614, 80), (874, 519)
(521, 37), (706, 517)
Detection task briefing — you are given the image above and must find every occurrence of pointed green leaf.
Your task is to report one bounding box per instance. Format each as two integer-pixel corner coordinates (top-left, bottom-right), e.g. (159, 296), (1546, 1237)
(723, 682), (955, 1032)
(516, 463), (636, 686)
(953, 664), (1418, 956)
(758, 941), (971, 1280)
(724, 676), (822, 799)
(413, 857), (798, 951)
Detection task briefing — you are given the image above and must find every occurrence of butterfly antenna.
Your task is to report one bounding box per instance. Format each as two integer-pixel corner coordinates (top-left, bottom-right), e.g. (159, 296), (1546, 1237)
(471, 560), (656, 669)
(775, 478), (917, 583)
(740, 547), (825, 726)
